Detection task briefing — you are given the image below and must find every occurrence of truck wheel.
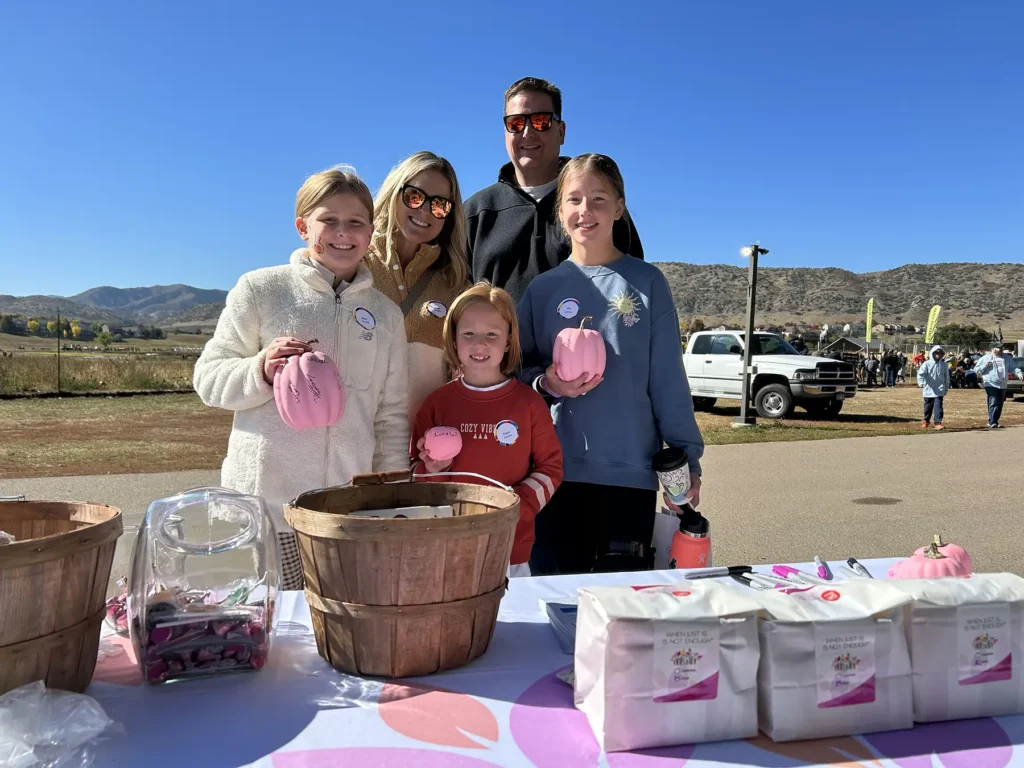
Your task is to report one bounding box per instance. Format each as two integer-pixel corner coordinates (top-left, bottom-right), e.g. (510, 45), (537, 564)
(693, 397), (717, 411)
(824, 399), (844, 417)
(755, 384), (793, 419)
(803, 400), (828, 417)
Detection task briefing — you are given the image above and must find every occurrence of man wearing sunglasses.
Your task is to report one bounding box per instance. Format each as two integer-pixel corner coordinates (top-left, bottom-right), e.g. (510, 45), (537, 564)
(465, 77), (644, 304)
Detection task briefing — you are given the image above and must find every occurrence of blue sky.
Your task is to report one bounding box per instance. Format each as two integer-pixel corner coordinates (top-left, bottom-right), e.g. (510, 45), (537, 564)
(0, 1), (1020, 297)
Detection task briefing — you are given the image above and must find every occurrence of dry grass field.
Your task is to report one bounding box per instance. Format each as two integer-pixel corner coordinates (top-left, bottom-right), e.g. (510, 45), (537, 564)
(1, 386), (1019, 479)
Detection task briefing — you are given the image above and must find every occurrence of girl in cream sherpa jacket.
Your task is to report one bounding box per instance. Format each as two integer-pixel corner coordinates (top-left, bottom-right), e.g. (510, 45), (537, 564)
(193, 248), (409, 545)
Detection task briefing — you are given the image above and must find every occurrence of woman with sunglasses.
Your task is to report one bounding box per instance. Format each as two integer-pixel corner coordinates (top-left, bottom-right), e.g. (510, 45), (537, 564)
(365, 151), (471, 425)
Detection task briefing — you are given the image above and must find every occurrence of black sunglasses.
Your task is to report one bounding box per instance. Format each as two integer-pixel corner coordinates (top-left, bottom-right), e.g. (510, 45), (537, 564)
(503, 111), (561, 134)
(400, 184), (452, 219)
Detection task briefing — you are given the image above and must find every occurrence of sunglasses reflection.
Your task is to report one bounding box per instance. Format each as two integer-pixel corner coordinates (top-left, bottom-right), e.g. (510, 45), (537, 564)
(503, 112), (559, 134)
(400, 184), (452, 219)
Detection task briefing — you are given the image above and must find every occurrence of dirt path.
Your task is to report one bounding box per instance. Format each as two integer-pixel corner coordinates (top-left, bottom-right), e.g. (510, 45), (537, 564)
(5, 426), (1021, 596)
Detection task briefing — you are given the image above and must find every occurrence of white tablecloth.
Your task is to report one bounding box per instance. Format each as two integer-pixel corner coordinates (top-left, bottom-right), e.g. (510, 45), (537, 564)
(86, 558), (1024, 767)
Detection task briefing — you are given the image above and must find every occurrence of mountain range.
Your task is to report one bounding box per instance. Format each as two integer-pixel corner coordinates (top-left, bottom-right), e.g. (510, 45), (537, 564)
(1, 262), (1021, 333)
(0, 284), (229, 327)
(658, 261), (1023, 331)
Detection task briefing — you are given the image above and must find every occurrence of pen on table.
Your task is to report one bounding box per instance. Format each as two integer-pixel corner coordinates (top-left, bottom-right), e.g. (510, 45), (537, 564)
(772, 565), (826, 583)
(773, 565), (830, 586)
(794, 572), (832, 586)
(733, 573), (772, 591)
(685, 566), (752, 580)
(847, 558), (874, 578)
(744, 573), (784, 590)
(749, 572), (794, 587)
(814, 556), (832, 580)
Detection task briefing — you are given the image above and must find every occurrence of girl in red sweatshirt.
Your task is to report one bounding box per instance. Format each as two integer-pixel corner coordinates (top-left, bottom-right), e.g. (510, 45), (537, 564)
(411, 282), (563, 577)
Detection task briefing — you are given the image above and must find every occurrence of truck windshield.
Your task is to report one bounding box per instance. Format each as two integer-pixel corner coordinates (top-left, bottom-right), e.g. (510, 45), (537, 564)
(737, 334), (801, 355)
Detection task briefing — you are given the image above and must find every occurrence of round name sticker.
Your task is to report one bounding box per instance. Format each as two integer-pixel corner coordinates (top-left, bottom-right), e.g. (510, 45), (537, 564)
(820, 590), (841, 602)
(557, 298), (580, 319)
(494, 420), (519, 446)
(426, 301), (447, 318)
(353, 307), (375, 330)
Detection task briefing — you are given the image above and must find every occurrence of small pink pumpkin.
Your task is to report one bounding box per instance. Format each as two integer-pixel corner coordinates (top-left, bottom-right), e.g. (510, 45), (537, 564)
(913, 534), (972, 573)
(888, 535), (973, 579)
(274, 351), (345, 430)
(424, 426), (462, 462)
(553, 315), (606, 383)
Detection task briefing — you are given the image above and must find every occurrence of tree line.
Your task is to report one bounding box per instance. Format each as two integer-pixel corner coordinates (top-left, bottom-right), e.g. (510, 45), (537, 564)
(675, 315), (1002, 350)
(0, 314), (166, 343)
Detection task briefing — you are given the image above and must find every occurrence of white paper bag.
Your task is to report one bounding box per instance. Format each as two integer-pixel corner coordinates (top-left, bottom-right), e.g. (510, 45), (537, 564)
(889, 573), (1024, 722)
(754, 581), (913, 742)
(348, 504), (454, 519)
(574, 582), (762, 752)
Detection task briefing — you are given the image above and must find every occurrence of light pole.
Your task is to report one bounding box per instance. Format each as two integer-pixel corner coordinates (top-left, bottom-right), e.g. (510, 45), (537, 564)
(734, 244), (768, 427)
(56, 306), (61, 395)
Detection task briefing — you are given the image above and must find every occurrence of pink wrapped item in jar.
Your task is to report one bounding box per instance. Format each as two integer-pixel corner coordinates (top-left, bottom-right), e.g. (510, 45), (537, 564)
(127, 487), (279, 684)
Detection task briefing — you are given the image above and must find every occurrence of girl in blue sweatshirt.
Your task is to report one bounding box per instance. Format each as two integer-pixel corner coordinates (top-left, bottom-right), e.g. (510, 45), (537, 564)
(518, 153), (705, 575)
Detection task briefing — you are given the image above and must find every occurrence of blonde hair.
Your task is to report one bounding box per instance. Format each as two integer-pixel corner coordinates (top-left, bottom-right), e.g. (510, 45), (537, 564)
(443, 282), (522, 377)
(555, 153), (626, 236)
(296, 165), (374, 220)
(374, 152), (469, 288)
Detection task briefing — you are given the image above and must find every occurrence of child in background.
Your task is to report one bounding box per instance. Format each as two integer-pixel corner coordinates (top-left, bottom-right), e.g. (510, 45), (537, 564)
(917, 345), (950, 430)
(411, 282), (563, 577)
(194, 166), (410, 589)
(518, 153), (705, 576)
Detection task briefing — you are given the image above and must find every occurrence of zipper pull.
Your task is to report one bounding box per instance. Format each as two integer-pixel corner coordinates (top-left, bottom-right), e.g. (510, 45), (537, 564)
(335, 295), (342, 305)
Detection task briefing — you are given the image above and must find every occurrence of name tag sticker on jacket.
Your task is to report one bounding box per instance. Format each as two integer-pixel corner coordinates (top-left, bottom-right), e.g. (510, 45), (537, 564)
(494, 420), (519, 446)
(557, 298), (580, 319)
(426, 301), (447, 318)
(353, 307), (376, 330)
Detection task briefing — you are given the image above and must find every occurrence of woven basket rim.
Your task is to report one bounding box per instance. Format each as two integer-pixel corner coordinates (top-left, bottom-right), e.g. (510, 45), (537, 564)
(0, 500), (123, 568)
(288, 479), (520, 507)
(284, 480), (520, 541)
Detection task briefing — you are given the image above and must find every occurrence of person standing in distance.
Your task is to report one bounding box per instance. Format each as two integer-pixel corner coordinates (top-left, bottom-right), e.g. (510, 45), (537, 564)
(464, 77), (644, 304)
(975, 345), (1022, 428)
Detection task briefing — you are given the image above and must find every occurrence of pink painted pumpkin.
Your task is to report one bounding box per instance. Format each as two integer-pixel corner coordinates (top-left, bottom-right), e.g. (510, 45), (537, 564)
(913, 534), (973, 573)
(888, 534), (973, 579)
(424, 426), (462, 462)
(274, 351), (345, 430)
(553, 316), (606, 384)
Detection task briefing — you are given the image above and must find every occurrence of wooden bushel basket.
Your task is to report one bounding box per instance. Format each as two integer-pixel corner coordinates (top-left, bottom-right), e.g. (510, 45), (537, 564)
(284, 470), (519, 678)
(0, 498), (123, 694)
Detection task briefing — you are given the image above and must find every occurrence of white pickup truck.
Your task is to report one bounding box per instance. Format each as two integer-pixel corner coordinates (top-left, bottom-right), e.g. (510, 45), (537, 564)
(683, 330), (857, 419)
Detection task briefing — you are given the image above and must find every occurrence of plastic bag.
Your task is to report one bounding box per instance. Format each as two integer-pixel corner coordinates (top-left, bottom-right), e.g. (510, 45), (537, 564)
(103, 577), (130, 637)
(0, 681), (120, 767)
(276, 621), (383, 709)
